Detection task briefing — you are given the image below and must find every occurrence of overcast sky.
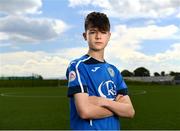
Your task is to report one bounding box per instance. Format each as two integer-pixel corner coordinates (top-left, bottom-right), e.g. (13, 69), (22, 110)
(0, 0), (180, 78)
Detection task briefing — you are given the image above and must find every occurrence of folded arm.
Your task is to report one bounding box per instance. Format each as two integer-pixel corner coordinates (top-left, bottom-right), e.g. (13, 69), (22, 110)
(74, 93), (114, 119)
(101, 95), (134, 118)
(88, 94), (135, 118)
(89, 95), (135, 118)
(74, 92), (135, 120)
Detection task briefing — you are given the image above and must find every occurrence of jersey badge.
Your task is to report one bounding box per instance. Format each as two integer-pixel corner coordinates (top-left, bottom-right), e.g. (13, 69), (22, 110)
(69, 71), (76, 82)
(108, 67), (115, 77)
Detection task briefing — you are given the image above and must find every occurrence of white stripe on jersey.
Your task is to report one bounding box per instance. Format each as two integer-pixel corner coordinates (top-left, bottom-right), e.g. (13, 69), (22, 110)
(90, 119), (93, 126)
(75, 56), (91, 93)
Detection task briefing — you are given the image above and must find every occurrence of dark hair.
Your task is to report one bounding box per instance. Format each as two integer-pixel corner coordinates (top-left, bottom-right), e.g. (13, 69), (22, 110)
(84, 12), (110, 31)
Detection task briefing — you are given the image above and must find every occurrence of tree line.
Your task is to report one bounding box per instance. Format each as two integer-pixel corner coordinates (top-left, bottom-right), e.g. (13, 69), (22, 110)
(0, 74), (43, 80)
(121, 67), (180, 77)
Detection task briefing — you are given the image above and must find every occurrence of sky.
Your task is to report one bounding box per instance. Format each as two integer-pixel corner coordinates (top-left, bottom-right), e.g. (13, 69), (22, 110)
(0, 0), (180, 79)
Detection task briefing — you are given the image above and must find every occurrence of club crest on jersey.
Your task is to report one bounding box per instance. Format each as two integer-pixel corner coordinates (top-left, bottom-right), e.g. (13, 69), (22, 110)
(98, 80), (117, 100)
(108, 67), (114, 77)
(69, 71), (76, 82)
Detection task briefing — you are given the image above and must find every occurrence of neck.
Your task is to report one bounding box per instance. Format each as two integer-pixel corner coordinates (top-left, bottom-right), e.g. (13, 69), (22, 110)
(87, 49), (104, 62)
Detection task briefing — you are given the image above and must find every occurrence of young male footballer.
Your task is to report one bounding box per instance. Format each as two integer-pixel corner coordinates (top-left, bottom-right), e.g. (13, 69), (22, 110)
(66, 11), (135, 130)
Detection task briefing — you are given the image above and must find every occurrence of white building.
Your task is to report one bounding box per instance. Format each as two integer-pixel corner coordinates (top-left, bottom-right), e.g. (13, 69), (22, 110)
(124, 76), (180, 84)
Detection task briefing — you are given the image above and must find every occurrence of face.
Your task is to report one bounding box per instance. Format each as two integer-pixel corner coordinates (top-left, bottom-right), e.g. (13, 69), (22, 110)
(83, 28), (111, 52)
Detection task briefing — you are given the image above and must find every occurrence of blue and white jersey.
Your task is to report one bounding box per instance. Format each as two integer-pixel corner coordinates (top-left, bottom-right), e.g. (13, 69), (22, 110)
(66, 54), (128, 130)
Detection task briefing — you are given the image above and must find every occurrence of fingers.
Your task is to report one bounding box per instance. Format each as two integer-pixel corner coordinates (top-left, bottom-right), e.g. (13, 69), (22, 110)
(115, 94), (123, 101)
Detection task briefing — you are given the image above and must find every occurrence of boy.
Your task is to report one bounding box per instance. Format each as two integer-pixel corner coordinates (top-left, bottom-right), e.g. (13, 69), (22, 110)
(66, 12), (135, 130)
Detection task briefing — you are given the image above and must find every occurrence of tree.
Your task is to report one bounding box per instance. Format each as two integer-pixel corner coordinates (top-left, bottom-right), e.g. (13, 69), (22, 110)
(121, 69), (134, 77)
(161, 71), (165, 76)
(154, 72), (160, 76)
(169, 71), (175, 76)
(134, 67), (150, 77)
(32, 73), (43, 80)
(169, 71), (180, 76)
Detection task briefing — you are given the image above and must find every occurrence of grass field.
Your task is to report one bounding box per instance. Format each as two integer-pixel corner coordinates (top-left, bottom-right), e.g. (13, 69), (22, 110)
(0, 87), (69, 129)
(0, 84), (180, 130)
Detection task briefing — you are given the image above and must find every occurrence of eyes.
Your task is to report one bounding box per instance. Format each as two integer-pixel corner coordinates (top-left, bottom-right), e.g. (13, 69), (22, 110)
(89, 30), (108, 35)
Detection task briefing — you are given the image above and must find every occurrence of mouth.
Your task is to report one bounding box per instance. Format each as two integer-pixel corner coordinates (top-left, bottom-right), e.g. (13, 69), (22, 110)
(95, 42), (103, 44)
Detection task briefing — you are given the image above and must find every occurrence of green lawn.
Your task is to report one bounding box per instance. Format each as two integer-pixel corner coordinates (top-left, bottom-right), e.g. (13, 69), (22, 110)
(0, 84), (180, 129)
(0, 87), (69, 129)
(122, 84), (180, 130)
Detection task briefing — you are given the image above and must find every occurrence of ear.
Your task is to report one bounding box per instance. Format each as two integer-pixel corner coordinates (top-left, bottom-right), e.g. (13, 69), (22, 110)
(109, 32), (111, 38)
(83, 32), (87, 40)
(107, 32), (111, 41)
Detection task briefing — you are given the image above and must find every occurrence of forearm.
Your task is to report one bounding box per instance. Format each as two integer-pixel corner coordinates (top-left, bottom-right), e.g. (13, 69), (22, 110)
(99, 95), (135, 118)
(104, 99), (134, 118)
(74, 94), (113, 120)
(82, 103), (114, 119)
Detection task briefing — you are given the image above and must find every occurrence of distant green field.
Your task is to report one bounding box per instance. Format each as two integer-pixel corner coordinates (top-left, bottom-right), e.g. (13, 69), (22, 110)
(122, 84), (180, 130)
(0, 84), (180, 130)
(0, 87), (69, 129)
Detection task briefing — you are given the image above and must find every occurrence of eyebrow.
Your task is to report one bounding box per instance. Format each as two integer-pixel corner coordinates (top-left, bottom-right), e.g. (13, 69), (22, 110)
(89, 28), (98, 31)
(88, 27), (109, 32)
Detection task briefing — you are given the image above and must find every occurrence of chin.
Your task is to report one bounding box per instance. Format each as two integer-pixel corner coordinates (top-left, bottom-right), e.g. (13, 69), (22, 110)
(91, 47), (104, 52)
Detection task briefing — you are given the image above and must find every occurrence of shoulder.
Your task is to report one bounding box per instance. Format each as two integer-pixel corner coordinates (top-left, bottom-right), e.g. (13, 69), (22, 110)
(67, 55), (91, 69)
(66, 55), (89, 80)
(106, 63), (121, 73)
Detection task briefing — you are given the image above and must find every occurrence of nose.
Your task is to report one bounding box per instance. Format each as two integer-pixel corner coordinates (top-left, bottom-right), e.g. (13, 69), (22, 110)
(95, 32), (101, 39)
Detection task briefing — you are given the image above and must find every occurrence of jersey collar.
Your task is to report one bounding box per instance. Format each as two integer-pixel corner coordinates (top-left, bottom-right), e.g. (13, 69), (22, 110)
(84, 54), (106, 64)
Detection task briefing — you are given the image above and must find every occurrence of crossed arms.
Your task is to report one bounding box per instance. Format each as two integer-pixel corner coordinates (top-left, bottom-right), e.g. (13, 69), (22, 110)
(74, 93), (135, 120)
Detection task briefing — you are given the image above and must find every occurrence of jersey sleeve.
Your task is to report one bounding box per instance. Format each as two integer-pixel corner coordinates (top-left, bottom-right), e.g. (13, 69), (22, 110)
(116, 70), (128, 96)
(66, 62), (88, 97)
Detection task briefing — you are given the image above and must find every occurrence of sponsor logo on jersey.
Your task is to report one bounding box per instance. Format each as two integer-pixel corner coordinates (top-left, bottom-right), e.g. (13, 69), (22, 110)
(108, 67), (115, 77)
(98, 80), (117, 100)
(69, 71), (76, 82)
(91, 67), (100, 72)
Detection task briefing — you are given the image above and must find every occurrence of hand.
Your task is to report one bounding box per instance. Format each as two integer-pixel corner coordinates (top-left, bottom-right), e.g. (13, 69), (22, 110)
(115, 94), (123, 102)
(115, 94), (130, 104)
